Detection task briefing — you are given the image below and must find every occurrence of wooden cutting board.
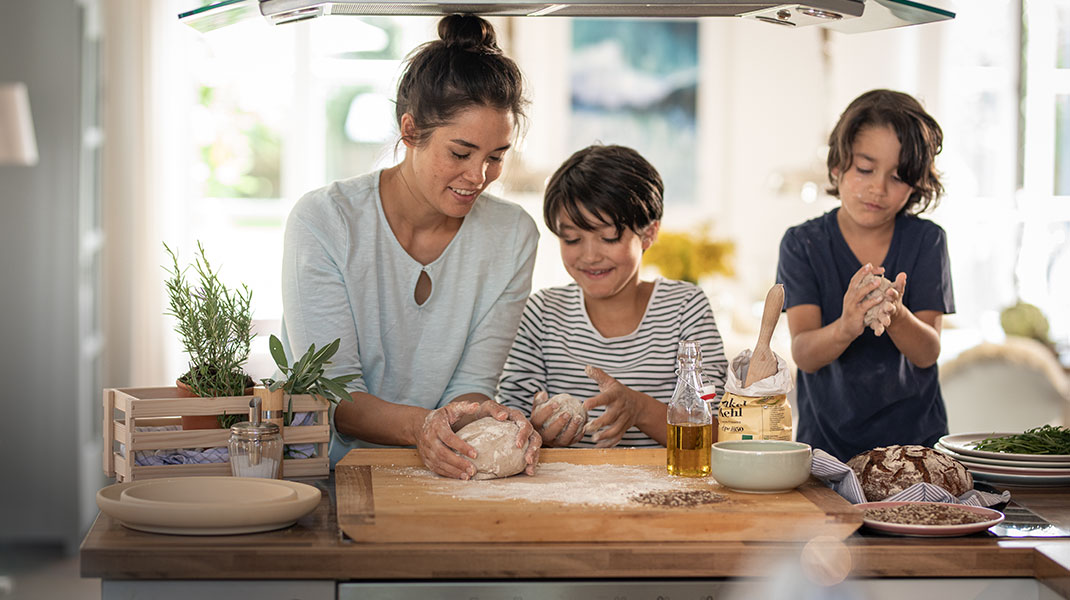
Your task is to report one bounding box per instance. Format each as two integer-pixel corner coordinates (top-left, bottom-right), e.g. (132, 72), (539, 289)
(336, 448), (861, 543)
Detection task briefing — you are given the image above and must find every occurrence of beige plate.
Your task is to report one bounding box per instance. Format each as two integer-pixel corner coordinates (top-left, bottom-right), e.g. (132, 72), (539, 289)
(120, 477), (298, 508)
(97, 477), (320, 535)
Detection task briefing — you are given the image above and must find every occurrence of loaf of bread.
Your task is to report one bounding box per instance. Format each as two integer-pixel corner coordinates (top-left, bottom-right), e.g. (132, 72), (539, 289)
(846, 445), (973, 501)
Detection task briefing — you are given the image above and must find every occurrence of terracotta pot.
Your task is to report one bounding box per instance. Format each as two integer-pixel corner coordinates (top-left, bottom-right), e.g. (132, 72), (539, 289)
(176, 378), (253, 431)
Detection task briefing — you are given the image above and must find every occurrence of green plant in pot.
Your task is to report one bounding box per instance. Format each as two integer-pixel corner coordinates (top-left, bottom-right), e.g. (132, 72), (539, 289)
(164, 241), (255, 430)
(259, 334), (358, 460)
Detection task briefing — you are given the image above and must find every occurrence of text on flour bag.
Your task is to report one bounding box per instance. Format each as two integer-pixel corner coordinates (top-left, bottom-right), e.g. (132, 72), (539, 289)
(667, 340), (714, 477)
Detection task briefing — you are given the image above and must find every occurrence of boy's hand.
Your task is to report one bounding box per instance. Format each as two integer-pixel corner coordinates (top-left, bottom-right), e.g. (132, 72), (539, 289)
(530, 391), (585, 447)
(582, 366), (643, 448)
(837, 263), (889, 340)
(885, 272), (908, 323)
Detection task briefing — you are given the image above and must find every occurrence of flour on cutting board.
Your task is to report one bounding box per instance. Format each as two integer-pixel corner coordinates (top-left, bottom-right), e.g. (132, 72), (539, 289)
(383, 462), (726, 507)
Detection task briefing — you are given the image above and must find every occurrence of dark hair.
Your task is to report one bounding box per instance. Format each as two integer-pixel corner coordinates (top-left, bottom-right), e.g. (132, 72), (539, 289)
(543, 144), (663, 237)
(826, 89), (944, 214)
(395, 14), (527, 147)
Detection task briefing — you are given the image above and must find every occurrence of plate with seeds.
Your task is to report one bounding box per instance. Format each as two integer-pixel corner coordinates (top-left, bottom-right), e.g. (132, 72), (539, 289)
(858, 501), (1004, 537)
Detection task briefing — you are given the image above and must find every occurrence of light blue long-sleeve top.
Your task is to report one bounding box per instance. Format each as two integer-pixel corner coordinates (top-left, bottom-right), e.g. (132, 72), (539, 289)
(281, 170), (539, 465)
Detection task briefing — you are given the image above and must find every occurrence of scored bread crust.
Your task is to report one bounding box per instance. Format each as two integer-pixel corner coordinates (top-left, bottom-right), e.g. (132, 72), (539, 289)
(846, 444), (973, 502)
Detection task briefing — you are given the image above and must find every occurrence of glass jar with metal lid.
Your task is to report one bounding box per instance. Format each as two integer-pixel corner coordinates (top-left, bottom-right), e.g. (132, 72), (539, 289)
(229, 397), (283, 478)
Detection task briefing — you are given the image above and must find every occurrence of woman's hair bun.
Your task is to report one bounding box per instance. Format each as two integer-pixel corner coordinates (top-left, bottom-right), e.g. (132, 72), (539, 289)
(438, 14), (500, 53)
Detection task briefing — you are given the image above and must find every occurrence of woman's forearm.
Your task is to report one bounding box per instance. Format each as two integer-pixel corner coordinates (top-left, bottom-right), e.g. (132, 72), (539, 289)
(333, 391), (429, 446)
(334, 392), (498, 446)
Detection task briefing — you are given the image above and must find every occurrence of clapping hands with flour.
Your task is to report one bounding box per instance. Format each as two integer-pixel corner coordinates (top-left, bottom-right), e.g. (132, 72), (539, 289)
(843, 264), (907, 338)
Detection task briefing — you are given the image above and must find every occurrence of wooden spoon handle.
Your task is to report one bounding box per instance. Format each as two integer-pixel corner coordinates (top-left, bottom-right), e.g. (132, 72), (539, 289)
(755, 284), (785, 346)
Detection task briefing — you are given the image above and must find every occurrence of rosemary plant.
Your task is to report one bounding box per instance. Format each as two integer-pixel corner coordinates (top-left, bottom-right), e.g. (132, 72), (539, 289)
(164, 241), (255, 403)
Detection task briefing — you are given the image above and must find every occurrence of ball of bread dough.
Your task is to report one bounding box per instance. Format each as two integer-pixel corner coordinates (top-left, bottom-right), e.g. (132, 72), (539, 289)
(455, 417), (530, 480)
(534, 393), (587, 429)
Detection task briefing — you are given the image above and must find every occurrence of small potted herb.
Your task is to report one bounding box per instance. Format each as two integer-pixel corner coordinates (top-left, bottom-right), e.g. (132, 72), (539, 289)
(259, 334), (358, 424)
(163, 241), (255, 429)
(258, 334), (358, 463)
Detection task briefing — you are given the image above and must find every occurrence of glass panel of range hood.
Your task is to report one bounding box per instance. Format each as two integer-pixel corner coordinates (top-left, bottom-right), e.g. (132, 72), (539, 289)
(178, 0), (953, 33)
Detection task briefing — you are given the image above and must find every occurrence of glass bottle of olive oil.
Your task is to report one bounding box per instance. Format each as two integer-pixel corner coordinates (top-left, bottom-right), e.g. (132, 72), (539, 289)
(667, 340), (714, 477)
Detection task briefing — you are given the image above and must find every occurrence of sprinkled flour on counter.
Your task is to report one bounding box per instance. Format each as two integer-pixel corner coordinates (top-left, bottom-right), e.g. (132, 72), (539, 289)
(381, 463), (728, 508)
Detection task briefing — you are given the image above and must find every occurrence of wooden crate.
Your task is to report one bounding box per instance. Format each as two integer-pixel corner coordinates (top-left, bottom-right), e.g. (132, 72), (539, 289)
(103, 386), (330, 482)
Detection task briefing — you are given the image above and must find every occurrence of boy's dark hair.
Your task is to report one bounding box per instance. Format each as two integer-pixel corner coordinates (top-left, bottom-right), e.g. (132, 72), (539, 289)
(826, 89), (944, 214)
(543, 144), (663, 236)
(395, 14), (527, 147)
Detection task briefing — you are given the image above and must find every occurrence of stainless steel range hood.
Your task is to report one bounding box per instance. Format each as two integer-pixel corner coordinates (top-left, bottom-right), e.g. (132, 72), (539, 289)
(179, 0), (953, 33)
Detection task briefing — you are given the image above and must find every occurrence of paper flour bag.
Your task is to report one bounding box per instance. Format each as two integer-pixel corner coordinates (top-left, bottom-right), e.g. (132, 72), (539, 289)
(718, 349), (794, 441)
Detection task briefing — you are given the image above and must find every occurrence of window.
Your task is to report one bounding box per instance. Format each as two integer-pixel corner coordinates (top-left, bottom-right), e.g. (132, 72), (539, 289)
(1022, 0), (1070, 349)
(164, 13), (439, 378)
(938, 0), (1069, 357)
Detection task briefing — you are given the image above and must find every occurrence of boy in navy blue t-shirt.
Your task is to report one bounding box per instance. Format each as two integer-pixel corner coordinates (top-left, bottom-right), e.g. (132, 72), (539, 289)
(777, 89), (954, 461)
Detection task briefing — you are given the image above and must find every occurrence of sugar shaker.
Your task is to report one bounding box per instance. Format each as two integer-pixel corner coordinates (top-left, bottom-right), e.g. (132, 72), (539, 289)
(229, 397), (283, 478)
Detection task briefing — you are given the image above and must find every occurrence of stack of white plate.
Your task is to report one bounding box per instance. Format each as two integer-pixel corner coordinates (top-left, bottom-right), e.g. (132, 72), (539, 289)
(936, 433), (1070, 487)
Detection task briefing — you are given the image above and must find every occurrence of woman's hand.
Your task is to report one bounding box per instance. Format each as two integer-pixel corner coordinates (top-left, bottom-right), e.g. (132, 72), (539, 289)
(416, 400), (483, 480)
(416, 400), (541, 479)
(836, 263), (889, 341)
(581, 366), (649, 448)
(494, 403), (542, 476)
(530, 391), (586, 448)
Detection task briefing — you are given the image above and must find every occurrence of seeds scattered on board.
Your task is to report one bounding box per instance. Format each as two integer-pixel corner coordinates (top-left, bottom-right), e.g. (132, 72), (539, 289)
(863, 503), (989, 525)
(630, 490), (728, 507)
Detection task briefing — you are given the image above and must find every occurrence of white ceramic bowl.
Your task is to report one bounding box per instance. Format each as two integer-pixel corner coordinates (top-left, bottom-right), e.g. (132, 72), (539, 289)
(711, 440), (813, 493)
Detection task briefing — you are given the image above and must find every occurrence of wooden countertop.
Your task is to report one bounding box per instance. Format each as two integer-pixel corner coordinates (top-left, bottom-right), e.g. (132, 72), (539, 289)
(80, 449), (1070, 593)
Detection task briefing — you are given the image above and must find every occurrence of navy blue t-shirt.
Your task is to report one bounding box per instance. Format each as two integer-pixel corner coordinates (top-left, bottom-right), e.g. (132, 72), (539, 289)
(776, 208), (955, 461)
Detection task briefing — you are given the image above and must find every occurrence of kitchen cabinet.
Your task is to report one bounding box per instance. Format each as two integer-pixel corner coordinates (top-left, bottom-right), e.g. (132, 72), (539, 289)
(81, 449), (1070, 599)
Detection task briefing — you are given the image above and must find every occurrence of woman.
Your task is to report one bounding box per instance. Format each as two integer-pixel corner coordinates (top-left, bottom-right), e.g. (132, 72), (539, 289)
(281, 15), (540, 479)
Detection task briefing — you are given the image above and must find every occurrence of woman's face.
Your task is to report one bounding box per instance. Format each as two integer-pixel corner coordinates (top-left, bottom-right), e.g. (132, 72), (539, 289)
(404, 105), (514, 219)
(834, 123), (914, 231)
(555, 206), (655, 301)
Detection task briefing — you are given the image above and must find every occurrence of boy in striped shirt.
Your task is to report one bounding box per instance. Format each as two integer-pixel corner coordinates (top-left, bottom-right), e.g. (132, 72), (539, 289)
(497, 144), (727, 448)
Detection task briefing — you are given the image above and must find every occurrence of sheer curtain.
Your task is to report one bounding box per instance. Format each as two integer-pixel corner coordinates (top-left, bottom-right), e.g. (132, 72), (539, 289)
(100, 0), (186, 388)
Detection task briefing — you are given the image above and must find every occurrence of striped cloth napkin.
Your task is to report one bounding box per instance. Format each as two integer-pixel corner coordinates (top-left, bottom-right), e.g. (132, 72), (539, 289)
(811, 448), (1010, 507)
(122, 411), (319, 466)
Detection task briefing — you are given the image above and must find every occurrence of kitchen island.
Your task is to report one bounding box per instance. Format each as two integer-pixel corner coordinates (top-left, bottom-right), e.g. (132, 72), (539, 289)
(81, 448), (1070, 600)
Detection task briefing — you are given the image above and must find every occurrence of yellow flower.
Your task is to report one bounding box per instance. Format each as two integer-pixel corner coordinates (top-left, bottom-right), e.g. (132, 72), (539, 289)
(643, 228), (735, 284)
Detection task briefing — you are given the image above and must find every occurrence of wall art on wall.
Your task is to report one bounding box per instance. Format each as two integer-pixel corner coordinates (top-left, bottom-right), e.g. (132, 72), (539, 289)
(569, 19), (699, 205)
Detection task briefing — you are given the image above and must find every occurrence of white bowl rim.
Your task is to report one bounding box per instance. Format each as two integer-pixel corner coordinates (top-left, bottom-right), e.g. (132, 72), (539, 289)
(712, 440), (812, 454)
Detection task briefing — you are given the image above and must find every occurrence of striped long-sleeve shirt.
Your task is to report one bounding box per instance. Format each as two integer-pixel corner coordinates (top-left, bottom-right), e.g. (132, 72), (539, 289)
(497, 277), (727, 447)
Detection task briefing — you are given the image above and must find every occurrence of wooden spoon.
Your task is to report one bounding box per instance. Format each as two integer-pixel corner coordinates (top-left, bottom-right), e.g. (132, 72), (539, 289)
(744, 283), (785, 388)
